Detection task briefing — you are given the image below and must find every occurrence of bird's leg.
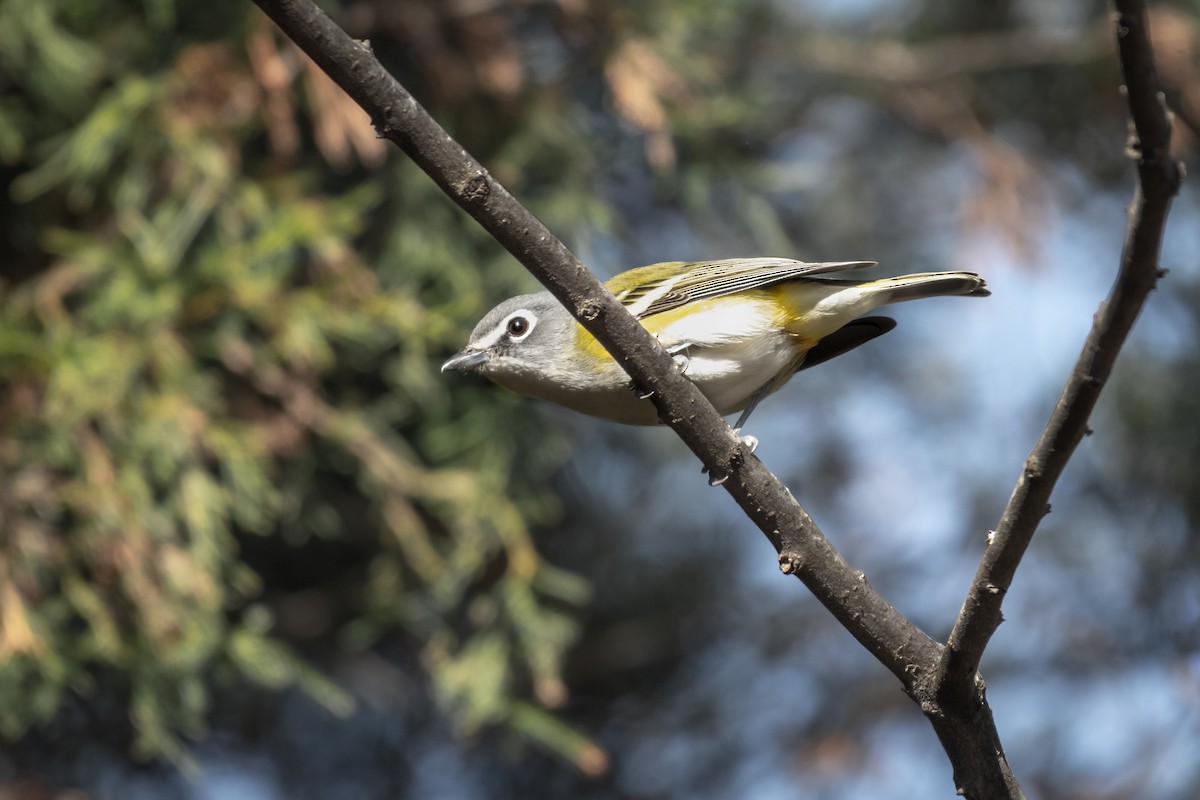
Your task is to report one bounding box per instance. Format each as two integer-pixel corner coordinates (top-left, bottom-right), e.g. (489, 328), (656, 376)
(726, 382), (777, 453)
(732, 384), (771, 431)
(702, 423), (761, 487)
(704, 433), (759, 485)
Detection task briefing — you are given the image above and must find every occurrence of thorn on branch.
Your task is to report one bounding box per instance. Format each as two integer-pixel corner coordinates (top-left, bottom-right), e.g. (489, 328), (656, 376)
(577, 299), (601, 321)
(778, 552), (803, 575)
(1023, 456), (1042, 481)
(462, 172), (490, 204)
(369, 108), (389, 139)
(1124, 119), (1142, 160)
(1113, 13), (1129, 39)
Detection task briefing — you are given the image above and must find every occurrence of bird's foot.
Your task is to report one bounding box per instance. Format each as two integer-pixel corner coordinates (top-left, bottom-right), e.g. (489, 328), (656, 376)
(702, 430), (758, 486)
(664, 342), (691, 374)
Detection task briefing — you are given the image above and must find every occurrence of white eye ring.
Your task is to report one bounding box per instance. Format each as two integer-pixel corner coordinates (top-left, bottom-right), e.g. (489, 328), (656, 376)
(502, 310), (537, 341)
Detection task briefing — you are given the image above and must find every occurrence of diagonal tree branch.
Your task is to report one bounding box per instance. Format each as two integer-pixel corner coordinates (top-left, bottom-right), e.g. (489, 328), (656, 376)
(933, 0), (1183, 710)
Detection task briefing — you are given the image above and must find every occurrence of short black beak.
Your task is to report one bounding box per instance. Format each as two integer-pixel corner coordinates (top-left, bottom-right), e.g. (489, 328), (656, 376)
(441, 348), (490, 373)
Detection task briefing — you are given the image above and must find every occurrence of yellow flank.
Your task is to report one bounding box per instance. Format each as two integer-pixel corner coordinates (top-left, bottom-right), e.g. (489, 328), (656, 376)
(771, 283), (826, 349)
(768, 281), (854, 347)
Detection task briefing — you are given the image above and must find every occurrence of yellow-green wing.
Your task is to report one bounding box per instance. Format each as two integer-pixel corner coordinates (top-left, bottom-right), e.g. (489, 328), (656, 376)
(607, 257), (877, 319)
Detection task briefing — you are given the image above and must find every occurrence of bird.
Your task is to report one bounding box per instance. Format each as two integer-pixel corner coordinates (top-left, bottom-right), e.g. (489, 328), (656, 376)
(442, 257), (988, 429)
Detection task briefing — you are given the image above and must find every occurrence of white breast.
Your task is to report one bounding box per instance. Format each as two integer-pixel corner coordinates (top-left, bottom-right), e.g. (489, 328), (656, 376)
(653, 298), (797, 415)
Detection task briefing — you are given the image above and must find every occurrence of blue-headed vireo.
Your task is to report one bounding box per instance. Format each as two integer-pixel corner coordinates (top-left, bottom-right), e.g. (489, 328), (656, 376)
(442, 257), (988, 428)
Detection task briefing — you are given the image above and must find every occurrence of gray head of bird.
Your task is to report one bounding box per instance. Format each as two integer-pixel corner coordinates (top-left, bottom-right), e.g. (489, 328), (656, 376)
(441, 292), (577, 385)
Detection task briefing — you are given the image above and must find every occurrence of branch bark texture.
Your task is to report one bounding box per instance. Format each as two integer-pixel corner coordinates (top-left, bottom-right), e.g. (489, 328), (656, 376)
(933, 0), (1183, 747)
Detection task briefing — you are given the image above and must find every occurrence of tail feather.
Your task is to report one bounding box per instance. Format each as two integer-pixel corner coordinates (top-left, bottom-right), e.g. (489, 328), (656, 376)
(865, 271), (990, 302)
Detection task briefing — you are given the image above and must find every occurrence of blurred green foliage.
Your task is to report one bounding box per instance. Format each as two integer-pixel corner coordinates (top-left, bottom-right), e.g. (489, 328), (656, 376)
(0, 0), (602, 768)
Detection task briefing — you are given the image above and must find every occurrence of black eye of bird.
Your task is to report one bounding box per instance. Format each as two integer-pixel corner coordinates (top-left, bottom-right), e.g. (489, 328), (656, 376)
(506, 316), (529, 337)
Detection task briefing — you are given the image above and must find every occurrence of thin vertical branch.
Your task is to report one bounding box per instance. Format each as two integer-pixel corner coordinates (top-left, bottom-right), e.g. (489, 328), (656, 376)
(933, 0), (1183, 708)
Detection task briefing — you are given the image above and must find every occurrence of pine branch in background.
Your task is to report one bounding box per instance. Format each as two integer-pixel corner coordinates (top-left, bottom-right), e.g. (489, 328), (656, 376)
(0, 1), (588, 768)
